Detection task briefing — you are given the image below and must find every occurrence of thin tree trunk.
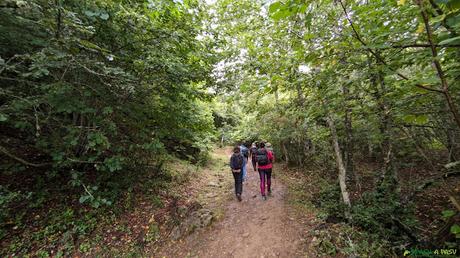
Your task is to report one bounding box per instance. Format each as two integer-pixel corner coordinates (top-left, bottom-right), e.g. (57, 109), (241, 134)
(297, 140), (303, 167)
(296, 84), (304, 107)
(368, 141), (373, 158)
(342, 85), (355, 177)
(399, 126), (435, 170)
(326, 115), (352, 215)
(55, 0), (61, 39)
(443, 101), (458, 162)
(274, 85), (279, 105)
(281, 141), (289, 165)
(0, 145), (51, 167)
(377, 71), (392, 178)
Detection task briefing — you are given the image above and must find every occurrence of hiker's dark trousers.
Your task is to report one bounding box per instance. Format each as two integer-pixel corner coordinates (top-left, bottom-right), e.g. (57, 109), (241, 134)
(251, 157), (257, 171)
(232, 172), (243, 196)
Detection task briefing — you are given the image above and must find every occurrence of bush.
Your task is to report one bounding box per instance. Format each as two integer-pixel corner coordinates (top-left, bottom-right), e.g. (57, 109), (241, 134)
(314, 183), (347, 222)
(0, 186), (31, 240)
(351, 179), (418, 243)
(315, 179), (418, 246)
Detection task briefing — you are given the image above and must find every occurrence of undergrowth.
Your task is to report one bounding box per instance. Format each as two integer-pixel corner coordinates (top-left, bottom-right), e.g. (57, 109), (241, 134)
(0, 154), (205, 257)
(280, 164), (403, 257)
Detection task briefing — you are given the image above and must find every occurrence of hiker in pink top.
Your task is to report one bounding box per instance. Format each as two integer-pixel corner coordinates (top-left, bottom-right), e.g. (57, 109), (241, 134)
(255, 142), (274, 200)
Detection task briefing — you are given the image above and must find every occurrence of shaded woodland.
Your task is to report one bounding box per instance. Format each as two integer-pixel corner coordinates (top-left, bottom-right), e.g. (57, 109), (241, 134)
(1, 0), (460, 256)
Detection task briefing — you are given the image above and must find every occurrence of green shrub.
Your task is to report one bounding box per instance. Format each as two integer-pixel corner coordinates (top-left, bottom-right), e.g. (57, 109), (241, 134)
(314, 178), (418, 251)
(314, 183), (347, 222)
(0, 186), (31, 240)
(351, 179), (418, 243)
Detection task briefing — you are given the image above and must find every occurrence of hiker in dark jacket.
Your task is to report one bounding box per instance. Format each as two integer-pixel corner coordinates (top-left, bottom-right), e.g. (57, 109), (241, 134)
(240, 144), (249, 182)
(256, 142), (274, 200)
(230, 146), (244, 201)
(249, 143), (258, 172)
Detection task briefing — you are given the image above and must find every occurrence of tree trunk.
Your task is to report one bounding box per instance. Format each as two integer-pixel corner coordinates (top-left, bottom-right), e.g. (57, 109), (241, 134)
(55, 0), (61, 39)
(342, 84), (355, 178)
(368, 53), (394, 182)
(326, 115), (352, 214)
(281, 140), (289, 165)
(377, 71), (393, 179)
(297, 140), (303, 167)
(399, 126), (435, 170)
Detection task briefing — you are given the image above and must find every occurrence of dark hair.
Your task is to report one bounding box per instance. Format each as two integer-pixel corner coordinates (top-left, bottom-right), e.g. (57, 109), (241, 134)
(233, 146), (240, 153)
(259, 142), (265, 148)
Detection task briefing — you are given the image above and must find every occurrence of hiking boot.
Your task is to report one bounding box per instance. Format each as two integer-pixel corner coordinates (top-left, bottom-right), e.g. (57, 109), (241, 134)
(262, 195), (267, 201)
(268, 190), (272, 197)
(237, 194), (242, 202)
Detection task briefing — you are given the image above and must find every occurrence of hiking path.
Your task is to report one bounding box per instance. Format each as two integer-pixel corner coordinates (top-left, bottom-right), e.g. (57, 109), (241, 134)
(155, 148), (311, 258)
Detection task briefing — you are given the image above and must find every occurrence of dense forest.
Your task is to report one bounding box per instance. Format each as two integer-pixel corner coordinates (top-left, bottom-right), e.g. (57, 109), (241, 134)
(1, 0), (460, 257)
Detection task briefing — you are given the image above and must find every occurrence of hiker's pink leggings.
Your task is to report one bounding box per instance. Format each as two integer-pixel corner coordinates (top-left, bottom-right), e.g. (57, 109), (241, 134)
(258, 168), (272, 196)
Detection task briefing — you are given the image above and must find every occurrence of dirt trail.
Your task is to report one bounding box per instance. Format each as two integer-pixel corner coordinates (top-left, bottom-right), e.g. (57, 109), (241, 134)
(155, 149), (308, 258)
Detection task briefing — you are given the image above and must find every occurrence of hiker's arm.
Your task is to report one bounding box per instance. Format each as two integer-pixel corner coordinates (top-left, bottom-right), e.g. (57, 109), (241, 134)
(229, 157), (234, 169)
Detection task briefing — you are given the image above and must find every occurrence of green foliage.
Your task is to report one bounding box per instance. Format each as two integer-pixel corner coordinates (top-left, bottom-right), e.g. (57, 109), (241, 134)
(0, 186), (31, 240)
(0, 0), (216, 204)
(450, 224), (460, 238)
(442, 210), (456, 219)
(313, 224), (393, 257)
(0, 0), (219, 255)
(314, 180), (418, 255)
(212, 0), (459, 253)
(145, 222), (160, 243)
(351, 183), (418, 243)
(314, 183), (347, 221)
(2, 0), (460, 255)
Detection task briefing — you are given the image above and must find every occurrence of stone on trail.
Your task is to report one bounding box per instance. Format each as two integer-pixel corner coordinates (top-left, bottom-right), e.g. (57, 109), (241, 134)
(205, 192), (218, 198)
(170, 208), (214, 240)
(170, 226), (182, 240)
(207, 181), (219, 187)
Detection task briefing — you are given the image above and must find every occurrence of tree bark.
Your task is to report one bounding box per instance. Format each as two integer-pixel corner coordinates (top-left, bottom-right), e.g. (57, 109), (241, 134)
(342, 84), (355, 178)
(55, 0), (62, 39)
(281, 140), (289, 165)
(0, 145), (51, 168)
(326, 115), (352, 214)
(377, 71), (392, 178)
(398, 126), (435, 170)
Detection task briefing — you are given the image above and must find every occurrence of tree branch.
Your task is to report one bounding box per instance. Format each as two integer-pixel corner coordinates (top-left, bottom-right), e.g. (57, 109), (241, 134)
(416, 0), (460, 130)
(389, 43), (460, 49)
(337, 0), (444, 94)
(0, 145), (51, 168)
(428, 0), (458, 37)
(449, 195), (460, 212)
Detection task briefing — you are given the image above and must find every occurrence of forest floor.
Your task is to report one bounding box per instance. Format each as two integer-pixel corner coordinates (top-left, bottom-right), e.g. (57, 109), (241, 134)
(153, 147), (314, 258)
